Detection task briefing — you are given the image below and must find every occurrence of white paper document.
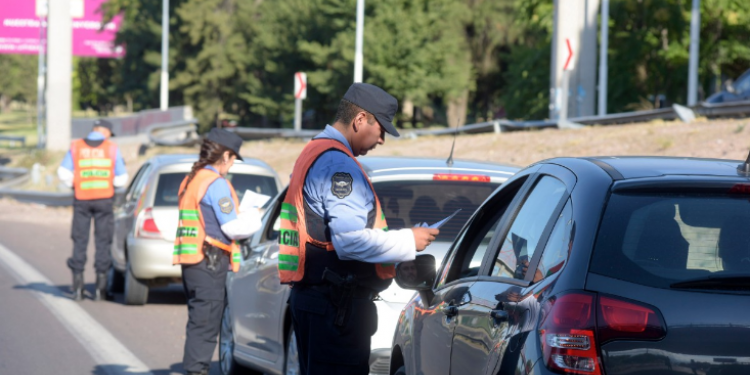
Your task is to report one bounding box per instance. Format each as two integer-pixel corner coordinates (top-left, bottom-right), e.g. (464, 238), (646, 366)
(414, 208), (462, 229)
(239, 189), (271, 212)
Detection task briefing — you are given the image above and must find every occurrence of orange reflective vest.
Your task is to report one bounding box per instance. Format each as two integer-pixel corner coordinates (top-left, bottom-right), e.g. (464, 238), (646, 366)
(70, 138), (117, 200)
(278, 138), (396, 284)
(173, 168), (242, 272)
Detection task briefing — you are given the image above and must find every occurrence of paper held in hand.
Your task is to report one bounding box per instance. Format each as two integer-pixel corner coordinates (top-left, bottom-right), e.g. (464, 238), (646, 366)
(239, 190), (271, 212)
(414, 208), (462, 229)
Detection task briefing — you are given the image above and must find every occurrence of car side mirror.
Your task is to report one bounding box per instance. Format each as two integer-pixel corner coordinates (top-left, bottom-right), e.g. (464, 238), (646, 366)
(395, 254), (436, 290)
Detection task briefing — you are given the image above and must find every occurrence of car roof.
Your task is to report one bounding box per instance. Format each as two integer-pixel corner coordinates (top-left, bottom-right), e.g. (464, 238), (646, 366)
(359, 156), (520, 179)
(562, 156), (746, 180)
(146, 153), (276, 171)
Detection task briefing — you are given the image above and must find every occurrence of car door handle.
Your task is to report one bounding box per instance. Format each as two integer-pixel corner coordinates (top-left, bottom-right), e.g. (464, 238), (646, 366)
(490, 309), (508, 324)
(256, 257), (266, 265)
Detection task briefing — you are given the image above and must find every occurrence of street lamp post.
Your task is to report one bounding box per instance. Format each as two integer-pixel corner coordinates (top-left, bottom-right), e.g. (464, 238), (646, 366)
(160, 0), (169, 110)
(354, 0), (364, 83)
(687, 0), (700, 106)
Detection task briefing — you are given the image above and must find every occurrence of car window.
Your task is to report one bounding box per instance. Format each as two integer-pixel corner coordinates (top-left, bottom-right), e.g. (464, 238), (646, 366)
(491, 176), (567, 280)
(438, 177), (528, 287)
(128, 164), (153, 202)
(226, 173), (279, 207)
(125, 163), (150, 202)
(733, 72), (750, 94)
(374, 180), (499, 246)
(536, 200), (574, 283)
(261, 192), (285, 243)
(152, 172), (278, 207)
(590, 191), (750, 289)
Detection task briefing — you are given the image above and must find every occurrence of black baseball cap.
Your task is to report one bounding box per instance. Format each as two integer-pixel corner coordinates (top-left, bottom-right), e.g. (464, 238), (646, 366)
(343, 83), (400, 137)
(205, 128), (244, 161)
(93, 119), (115, 137)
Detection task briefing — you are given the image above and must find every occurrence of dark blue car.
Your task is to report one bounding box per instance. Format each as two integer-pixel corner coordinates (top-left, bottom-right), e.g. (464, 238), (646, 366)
(392, 156), (750, 375)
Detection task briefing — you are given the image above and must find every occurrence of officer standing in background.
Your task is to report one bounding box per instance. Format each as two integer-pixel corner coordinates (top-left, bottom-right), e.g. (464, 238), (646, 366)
(278, 83), (439, 375)
(57, 119), (129, 301)
(173, 128), (262, 375)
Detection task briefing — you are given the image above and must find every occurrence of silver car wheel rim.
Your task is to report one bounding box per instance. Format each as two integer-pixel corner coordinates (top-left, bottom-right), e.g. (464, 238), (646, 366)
(285, 329), (300, 375)
(220, 306), (234, 374)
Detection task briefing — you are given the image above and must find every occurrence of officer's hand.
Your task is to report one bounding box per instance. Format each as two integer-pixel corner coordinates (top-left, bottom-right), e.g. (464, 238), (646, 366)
(412, 227), (439, 252)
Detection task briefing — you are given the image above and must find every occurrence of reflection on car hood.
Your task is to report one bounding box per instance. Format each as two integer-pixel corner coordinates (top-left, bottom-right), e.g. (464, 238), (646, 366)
(378, 241), (452, 304)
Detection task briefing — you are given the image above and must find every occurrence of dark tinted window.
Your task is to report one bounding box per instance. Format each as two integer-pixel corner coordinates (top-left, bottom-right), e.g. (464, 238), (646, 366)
(590, 192), (750, 288)
(537, 200), (574, 282)
(492, 176), (567, 280)
(374, 180), (499, 242)
(154, 172), (278, 207)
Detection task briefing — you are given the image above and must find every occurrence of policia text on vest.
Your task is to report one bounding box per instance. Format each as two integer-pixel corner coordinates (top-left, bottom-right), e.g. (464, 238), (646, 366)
(281, 83), (439, 375)
(172, 128), (262, 375)
(57, 120), (129, 302)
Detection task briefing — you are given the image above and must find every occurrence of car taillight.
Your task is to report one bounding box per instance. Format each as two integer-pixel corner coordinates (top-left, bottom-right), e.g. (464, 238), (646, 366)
(136, 208), (162, 239)
(432, 173), (491, 183)
(539, 292), (666, 375)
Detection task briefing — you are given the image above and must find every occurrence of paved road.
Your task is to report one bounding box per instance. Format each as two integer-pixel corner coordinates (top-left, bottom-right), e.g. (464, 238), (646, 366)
(0, 210), (224, 375)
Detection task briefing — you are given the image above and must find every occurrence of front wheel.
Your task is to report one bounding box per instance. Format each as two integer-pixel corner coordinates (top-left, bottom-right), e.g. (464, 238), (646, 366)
(284, 326), (301, 375)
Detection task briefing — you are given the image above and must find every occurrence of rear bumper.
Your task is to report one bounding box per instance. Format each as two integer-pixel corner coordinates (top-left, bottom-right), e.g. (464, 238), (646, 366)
(127, 237), (182, 279)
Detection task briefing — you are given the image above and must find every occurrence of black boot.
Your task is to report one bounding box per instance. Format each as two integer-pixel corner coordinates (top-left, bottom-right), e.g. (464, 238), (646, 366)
(94, 272), (108, 301)
(72, 273), (83, 301)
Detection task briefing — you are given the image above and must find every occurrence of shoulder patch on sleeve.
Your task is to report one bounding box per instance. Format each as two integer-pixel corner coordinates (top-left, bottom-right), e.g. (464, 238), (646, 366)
(218, 197), (234, 214)
(331, 172), (353, 199)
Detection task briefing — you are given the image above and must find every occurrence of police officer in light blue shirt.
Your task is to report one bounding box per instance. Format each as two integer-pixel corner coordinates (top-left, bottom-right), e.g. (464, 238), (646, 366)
(289, 83), (439, 375)
(57, 120), (129, 301)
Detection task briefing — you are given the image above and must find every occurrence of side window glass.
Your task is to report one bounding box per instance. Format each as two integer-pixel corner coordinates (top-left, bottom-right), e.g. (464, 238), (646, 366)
(492, 176), (566, 280)
(125, 164), (150, 201)
(261, 190), (287, 243)
(130, 165), (153, 202)
(536, 200), (574, 283)
(439, 177), (527, 286)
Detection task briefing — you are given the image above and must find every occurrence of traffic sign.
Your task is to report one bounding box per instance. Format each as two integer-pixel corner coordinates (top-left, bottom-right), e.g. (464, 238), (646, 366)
(563, 38), (574, 71)
(294, 72), (307, 100)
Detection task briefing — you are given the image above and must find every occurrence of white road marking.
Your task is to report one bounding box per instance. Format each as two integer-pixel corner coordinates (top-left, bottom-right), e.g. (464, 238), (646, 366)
(0, 242), (153, 375)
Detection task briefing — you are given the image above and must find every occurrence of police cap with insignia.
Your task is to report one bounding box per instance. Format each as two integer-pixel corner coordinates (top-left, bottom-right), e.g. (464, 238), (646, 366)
(93, 119), (115, 137)
(343, 83), (400, 137)
(205, 128), (244, 161)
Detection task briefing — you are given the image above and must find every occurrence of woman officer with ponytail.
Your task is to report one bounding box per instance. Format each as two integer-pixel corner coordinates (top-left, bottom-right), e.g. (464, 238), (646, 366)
(174, 128), (262, 375)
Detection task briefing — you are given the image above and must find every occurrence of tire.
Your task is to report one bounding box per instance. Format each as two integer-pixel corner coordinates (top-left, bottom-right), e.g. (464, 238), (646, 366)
(124, 261), (149, 305)
(394, 365), (406, 375)
(284, 326), (301, 375)
(219, 304), (259, 375)
(108, 267), (125, 294)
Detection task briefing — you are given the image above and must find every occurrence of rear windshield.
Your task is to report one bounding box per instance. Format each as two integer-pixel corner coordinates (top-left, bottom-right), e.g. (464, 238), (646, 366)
(590, 192), (750, 288)
(373, 180), (499, 243)
(154, 172), (278, 207)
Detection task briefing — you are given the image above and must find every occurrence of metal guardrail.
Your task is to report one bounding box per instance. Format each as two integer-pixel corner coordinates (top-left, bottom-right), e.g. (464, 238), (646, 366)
(229, 127), (319, 140)
(0, 135), (26, 147)
(0, 167), (30, 189)
(147, 119), (200, 146)
(0, 189), (125, 207)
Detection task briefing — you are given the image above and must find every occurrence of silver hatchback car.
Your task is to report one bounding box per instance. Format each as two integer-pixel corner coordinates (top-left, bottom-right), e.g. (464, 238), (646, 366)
(220, 156), (520, 375)
(109, 154), (282, 305)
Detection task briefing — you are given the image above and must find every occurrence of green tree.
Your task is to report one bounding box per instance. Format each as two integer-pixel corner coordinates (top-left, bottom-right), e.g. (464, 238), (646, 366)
(0, 54), (38, 112)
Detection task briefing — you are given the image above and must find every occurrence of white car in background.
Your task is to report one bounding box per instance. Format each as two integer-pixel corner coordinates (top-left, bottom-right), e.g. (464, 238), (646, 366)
(220, 156), (520, 375)
(109, 154), (282, 305)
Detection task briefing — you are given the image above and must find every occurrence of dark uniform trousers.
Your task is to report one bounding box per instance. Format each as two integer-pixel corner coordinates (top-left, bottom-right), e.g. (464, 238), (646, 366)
(67, 197), (114, 273)
(181, 253), (230, 373)
(290, 286), (378, 375)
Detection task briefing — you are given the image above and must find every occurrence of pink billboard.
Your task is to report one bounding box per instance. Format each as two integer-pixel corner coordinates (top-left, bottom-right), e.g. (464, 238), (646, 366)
(0, 0), (124, 58)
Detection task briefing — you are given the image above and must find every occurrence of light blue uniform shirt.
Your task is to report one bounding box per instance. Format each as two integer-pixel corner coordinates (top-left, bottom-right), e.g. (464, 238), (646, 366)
(200, 166), (238, 244)
(60, 131), (128, 176)
(302, 125), (416, 264)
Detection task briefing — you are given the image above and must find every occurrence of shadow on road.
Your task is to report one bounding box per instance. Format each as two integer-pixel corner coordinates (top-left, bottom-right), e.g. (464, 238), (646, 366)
(13, 282), (187, 305)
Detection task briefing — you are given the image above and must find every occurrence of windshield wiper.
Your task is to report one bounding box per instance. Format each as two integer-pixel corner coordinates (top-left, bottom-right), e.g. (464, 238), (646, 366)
(670, 274), (750, 290)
